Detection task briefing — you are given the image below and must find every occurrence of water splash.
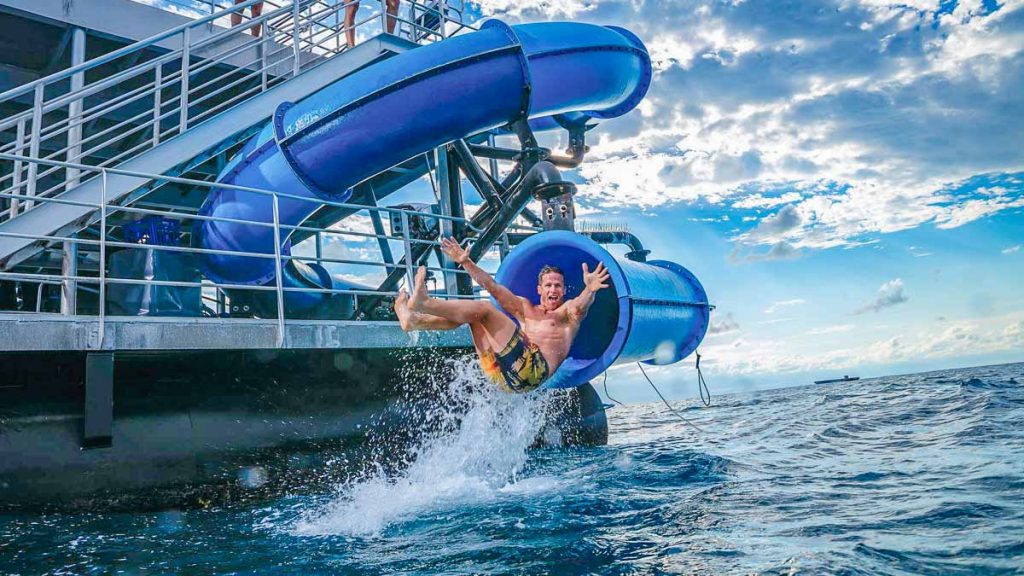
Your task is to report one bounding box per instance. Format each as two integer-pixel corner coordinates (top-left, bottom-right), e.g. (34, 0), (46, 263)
(294, 356), (551, 536)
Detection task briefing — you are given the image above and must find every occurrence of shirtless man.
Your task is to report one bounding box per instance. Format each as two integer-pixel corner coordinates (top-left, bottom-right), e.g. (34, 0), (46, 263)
(394, 237), (610, 393)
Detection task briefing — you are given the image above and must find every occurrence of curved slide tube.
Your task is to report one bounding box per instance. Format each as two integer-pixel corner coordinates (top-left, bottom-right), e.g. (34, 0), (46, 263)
(196, 20), (652, 308)
(495, 231), (710, 389)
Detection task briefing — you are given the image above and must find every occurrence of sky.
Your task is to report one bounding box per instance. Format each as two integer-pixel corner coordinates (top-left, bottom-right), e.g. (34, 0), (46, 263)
(453, 0), (1024, 402)
(145, 0), (1023, 402)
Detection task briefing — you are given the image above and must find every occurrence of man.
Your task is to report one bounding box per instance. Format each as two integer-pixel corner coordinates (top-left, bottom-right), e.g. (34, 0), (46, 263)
(230, 0), (264, 37)
(344, 0), (401, 49)
(394, 237), (610, 393)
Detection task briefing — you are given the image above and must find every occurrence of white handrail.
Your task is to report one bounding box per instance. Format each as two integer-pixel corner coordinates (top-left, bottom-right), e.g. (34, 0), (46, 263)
(0, 154), (496, 333)
(1, 0), (470, 225)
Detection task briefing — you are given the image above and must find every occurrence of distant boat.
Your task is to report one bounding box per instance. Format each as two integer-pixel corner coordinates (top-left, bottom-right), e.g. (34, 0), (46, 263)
(814, 375), (861, 384)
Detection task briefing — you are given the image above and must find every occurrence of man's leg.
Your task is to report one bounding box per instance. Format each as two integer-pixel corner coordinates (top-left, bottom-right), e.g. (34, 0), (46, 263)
(250, 1), (263, 37)
(408, 266), (517, 351)
(394, 290), (459, 331)
(385, 0), (399, 34)
(230, 0), (245, 28)
(398, 291), (498, 382)
(344, 1), (360, 48)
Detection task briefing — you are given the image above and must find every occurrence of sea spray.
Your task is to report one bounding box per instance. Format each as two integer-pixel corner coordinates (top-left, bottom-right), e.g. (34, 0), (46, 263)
(294, 354), (554, 536)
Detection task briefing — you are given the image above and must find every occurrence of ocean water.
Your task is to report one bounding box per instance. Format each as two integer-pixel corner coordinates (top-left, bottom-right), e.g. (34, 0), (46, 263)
(2, 362), (1022, 574)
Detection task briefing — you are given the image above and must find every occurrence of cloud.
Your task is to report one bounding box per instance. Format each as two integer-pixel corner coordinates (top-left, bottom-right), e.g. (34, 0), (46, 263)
(807, 324), (855, 335)
(1003, 244), (1022, 254)
(708, 312), (740, 335)
(764, 298), (806, 315)
(856, 278), (909, 314)
(757, 317), (793, 326)
(732, 191), (804, 209)
(696, 311), (1024, 376)
(733, 241), (802, 262)
(480, 0), (1024, 252)
(748, 204), (801, 240)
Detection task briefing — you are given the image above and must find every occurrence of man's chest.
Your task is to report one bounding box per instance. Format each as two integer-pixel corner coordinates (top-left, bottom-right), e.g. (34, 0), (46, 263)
(523, 314), (569, 336)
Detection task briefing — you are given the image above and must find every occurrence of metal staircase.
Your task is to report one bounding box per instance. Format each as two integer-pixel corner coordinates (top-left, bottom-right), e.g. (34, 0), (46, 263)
(0, 0), (468, 270)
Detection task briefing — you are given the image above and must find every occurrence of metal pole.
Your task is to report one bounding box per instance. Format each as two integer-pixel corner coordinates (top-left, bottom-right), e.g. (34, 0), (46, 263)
(153, 63), (162, 147)
(98, 170), (108, 348)
(66, 27), (86, 190)
(179, 27), (191, 134)
(435, 146), (458, 295)
(61, 233), (78, 315)
(437, 0), (446, 38)
(380, 0), (388, 36)
(487, 134), (499, 179)
(9, 118), (26, 218)
(292, 0), (301, 77)
(360, 185), (397, 275)
(401, 210), (414, 291)
(315, 230), (323, 266)
(272, 193), (285, 347)
(60, 27), (87, 316)
(25, 84), (44, 211)
(499, 232), (509, 261)
(260, 29), (268, 91)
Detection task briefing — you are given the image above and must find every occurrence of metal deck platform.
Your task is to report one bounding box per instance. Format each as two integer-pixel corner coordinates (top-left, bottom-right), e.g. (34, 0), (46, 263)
(0, 313), (471, 351)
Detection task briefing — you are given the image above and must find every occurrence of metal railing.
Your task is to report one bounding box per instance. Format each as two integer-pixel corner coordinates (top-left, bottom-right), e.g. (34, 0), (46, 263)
(136, 0), (468, 37)
(0, 154), (502, 347)
(0, 0), (472, 224)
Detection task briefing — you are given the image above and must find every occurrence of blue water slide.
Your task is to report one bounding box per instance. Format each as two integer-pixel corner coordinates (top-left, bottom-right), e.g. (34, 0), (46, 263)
(495, 231), (710, 389)
(196, 20), (652, 301)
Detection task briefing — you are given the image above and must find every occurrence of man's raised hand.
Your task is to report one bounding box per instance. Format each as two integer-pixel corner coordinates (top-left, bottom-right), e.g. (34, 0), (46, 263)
(582, 261), (611, 292)
(440, 237), (470, 265)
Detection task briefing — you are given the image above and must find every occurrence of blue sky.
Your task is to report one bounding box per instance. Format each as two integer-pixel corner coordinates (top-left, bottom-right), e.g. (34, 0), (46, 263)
(456, 0), (1024, 401)
(287, 0), (1024, 401)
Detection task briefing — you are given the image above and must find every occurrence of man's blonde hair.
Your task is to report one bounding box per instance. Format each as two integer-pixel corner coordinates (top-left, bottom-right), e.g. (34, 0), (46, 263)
(537, 265), (564, 285)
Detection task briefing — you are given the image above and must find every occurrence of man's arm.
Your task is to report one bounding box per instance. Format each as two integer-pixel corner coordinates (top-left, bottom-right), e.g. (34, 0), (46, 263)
(440, 237), (529, 319)
(565, 262), (611, 322)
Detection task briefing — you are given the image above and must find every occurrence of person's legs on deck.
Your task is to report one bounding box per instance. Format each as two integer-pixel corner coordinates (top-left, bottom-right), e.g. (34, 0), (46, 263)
(385, 0), (400, 34)
(344, 0), (361, 48)
(250, 1), (263, 37)
(230, 1), (263, 36)
(230, 0), (244, 29)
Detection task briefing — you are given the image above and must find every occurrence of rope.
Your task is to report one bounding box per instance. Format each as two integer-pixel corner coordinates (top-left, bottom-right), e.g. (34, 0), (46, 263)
(637, 362), (705, 434)
(601, 371), (624, 406)
(696, 352), (711, 407)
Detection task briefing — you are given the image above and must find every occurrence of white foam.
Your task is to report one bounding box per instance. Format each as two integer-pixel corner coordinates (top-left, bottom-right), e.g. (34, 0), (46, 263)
(294, 357), (551, 537)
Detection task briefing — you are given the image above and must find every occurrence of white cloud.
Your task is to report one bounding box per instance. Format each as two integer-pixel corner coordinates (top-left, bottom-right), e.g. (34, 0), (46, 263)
(707, 312), (741, 335)
(483, 0), (1024, 251)
(697, 311), (1024, 376)
(1003, 244), (1022, 254)
(935, 196), (1024, 230)
(746, 204), (801, 242)
(757, 317), (793, 325)
(807, 324), (855, 335)
(731, 241), (802, 262)
(764, 298), (806, 314)
(732, 191), (804, 209)
(855, 278), (909, 314)
(327, 213), (378, 241)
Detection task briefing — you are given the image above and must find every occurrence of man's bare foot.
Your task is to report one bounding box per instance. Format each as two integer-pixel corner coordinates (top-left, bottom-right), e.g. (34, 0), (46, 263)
(408, 266), (429, 312)
(394, 290), (413, 331)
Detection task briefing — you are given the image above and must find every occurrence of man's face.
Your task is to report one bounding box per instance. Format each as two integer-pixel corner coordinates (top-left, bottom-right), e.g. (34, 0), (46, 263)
(537, 272), (566, 311)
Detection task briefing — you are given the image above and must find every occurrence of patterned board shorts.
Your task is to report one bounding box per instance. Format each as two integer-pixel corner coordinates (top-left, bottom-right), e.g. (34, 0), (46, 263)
(480, 326), (551, 393)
